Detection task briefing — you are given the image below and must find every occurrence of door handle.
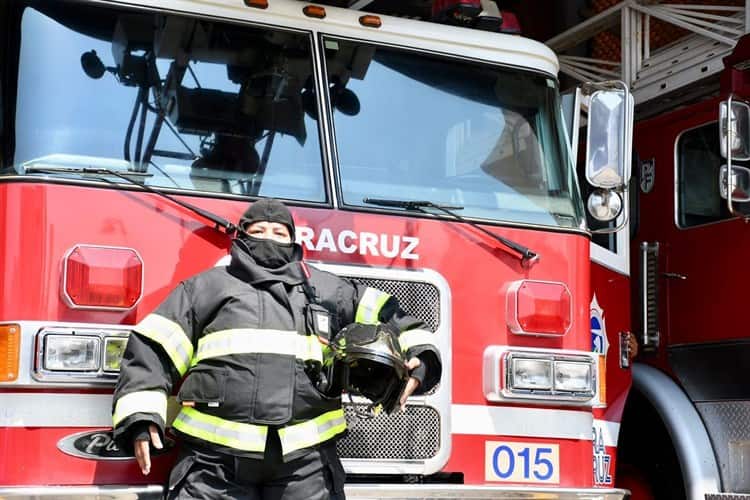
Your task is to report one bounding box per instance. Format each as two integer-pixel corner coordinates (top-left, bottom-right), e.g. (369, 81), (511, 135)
(662, 272), (687, 280)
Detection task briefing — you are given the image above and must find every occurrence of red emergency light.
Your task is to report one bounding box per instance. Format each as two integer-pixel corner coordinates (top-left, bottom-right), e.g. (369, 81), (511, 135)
(63, 245), (143, 310)
(506, 280), (572, 336)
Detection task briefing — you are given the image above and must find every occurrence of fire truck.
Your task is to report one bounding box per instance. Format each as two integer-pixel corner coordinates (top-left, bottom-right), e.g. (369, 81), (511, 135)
(0, 0), (632, 498)
(550, 1), (750, 498)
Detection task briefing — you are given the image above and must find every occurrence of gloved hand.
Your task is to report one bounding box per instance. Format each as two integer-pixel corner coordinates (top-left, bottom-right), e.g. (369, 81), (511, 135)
(399, 357), (423, 411)
(132, 422), (163, 475)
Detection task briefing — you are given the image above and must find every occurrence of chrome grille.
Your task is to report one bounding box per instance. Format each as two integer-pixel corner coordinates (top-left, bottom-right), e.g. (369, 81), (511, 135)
(337, 404), (441, 460)
(345, 277), (440, 331)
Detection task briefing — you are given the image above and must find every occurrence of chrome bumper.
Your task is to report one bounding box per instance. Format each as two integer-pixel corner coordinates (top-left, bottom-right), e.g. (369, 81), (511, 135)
(0, 485), (628, 499)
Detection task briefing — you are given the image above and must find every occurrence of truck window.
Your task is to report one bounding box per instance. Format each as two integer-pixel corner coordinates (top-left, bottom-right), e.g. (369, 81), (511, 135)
(6, 2), (327, 202)
(677, 122), (731, 228)
(324, 38), (584, 230)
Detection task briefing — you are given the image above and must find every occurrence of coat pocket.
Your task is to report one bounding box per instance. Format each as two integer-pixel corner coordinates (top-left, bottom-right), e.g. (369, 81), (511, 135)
(166, 452), (196, 499)
(251, 353), (295, 424)
(177, 365), (227, 406)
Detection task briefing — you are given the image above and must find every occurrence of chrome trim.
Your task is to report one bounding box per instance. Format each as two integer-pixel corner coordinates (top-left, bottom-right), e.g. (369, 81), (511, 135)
(0, 486), (163, 499)
(505, 353), (595, 401)
(33, 327), (130, 384)
(726, 95), (736, 215)
(0, 485), (628, 499)
(483, 346), (601, 407)
(632, 363), (721, 499)
(638, 242), (659, 352)
(345, 485), (628, 499)
(61, 244), (144, 311)
(310, 262), (452, 476)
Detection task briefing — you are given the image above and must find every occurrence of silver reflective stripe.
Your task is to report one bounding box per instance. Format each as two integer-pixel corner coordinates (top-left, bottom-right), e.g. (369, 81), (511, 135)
(355, 287), (391, 324)
(112, 390), (167, 427)
(172, 407), (267, 452)
(134, 313), (193, 376)
(278, 408), (347, 456)
(192, 329), (323, 366)
(399, 328), (436, 352)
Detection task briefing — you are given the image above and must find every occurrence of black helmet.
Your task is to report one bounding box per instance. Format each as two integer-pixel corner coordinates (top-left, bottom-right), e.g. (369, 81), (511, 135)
(329, 323), (408, 415)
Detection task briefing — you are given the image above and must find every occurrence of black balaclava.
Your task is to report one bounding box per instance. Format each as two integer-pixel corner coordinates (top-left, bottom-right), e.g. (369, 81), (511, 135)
(237, 198), (297, 269)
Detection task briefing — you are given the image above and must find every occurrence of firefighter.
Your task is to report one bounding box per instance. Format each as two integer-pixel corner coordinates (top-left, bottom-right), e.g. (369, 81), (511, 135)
(111, 198), (441, 500)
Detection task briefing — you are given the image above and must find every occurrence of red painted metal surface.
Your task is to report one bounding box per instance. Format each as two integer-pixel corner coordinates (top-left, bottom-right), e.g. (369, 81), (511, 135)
(590, 261), (632, 489)
(632, 97), (743, 352)
(0, 180), (597, 488)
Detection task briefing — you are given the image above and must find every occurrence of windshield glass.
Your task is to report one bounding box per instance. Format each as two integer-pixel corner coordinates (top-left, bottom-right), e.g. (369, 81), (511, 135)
(324, 38), (584, 229)
(6, 2), (326, 202)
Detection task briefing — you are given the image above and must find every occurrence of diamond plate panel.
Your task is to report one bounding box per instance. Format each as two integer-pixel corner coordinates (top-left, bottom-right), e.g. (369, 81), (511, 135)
(696, 401), (750, 493)
(337, 404), (441, 460)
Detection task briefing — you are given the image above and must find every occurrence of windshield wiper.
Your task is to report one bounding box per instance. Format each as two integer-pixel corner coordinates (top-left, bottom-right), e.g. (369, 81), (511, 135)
(25, 166), (237, 235)
(364, 198), (540, 266)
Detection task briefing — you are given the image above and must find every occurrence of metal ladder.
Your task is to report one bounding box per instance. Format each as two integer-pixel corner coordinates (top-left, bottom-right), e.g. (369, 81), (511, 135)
(546, 0), (750, 105)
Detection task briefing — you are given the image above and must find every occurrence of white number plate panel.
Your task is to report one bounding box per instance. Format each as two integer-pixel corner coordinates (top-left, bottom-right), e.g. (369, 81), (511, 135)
(485, 441), (560, 483)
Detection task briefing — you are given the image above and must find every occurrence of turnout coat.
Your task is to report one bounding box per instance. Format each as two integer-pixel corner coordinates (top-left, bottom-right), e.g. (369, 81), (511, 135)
(112, 240), (441, 460)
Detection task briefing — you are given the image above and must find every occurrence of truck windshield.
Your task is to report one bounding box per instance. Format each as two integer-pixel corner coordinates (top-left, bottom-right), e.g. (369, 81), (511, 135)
(324, 38), (584, 229)
(4, 3), (326, 202)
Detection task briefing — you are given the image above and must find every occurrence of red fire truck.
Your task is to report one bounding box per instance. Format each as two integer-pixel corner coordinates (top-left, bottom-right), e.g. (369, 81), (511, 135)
(0, 0), (632, 498)
(550, 2), (750, 498)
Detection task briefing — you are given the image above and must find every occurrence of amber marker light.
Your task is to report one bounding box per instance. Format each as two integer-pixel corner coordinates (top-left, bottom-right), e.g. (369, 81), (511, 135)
(303, 5), (326, 18)
(598, 354), (607, 404)
(359, 15), (382, 28)
(244, 0), (269, 9)
(0, 324), (21, 382)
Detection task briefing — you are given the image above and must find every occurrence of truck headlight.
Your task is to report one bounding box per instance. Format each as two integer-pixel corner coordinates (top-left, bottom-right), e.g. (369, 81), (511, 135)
(104, 337), (128, 371)
(554, 360), (593, 393)
(484, 347), (601, 405)
(510, 357), (552, 390)
(44, 335), (100, 371)
(34, 327), (130, 383)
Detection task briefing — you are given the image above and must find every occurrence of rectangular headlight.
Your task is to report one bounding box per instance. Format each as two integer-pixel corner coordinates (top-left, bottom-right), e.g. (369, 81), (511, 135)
(44, 335), (100, 371)
(510, 357), (552, 390)
(554, 360), (593, 393)
(104, 337), (128, 372)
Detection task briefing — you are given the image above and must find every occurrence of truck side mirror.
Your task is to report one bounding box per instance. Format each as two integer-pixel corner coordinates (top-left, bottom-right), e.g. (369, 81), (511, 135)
(719, 164), (750, 203)
(719, 99), (750, 161)
(575, 81), (634, 230)
(719, 97), (750, 215)
(584, 85), (633, 189)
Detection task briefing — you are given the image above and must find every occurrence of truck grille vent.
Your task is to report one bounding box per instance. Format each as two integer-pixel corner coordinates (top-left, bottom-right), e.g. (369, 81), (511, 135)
(345, 277), (441, 331)
(337, 404), (441, 460)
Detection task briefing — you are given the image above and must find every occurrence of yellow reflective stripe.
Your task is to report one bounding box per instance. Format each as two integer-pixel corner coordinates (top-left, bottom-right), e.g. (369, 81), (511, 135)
(192, 329), (323, 367)
(355, 287), (391, 324)
(112, 390), (167, 427)
(134, 314), (193, 376)
(172, 407), (268, 452)
(398, 329), (436, 353)
(278, 408), (347, 456)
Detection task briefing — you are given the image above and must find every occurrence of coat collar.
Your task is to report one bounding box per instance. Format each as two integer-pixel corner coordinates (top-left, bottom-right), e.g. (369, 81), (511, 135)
(228, 239), (306, 286)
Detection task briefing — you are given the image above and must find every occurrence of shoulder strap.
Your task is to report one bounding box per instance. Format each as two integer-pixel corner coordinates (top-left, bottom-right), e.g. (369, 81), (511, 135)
(299, 261), (318, 304)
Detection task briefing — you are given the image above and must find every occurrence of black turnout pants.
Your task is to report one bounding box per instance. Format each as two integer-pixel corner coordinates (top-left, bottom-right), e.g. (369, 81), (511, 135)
(166, 430), (346, 500)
